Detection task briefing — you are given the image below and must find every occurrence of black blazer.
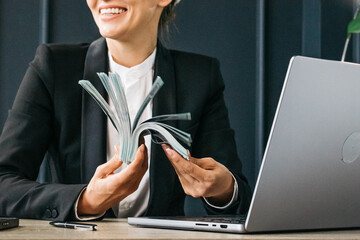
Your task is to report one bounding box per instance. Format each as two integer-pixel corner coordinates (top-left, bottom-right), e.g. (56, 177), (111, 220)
(0, 38), (251, 221)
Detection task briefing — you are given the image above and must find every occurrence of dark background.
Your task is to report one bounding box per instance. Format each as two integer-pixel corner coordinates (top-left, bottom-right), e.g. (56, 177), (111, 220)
(0, 0), (357, 215)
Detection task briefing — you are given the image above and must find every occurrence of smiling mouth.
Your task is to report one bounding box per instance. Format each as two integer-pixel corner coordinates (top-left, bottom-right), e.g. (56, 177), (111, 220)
(100, 8), (127, 15)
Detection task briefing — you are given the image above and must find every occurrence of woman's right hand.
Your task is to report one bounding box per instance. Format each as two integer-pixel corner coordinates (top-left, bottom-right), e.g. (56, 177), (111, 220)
(77, 144), (148, 216)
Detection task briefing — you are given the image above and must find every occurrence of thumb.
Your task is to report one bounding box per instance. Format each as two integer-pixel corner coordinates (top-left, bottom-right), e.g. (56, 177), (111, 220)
(94, 145), (123, 178)
(129, 144), (148, 169)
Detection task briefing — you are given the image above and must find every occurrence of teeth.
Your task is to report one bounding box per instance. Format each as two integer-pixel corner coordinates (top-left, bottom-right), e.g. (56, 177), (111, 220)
(100, 8), (126, 14)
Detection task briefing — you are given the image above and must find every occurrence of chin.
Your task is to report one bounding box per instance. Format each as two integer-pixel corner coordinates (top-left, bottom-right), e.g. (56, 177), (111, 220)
(99, 28), (124, 39)
(101, 33), (132, 43)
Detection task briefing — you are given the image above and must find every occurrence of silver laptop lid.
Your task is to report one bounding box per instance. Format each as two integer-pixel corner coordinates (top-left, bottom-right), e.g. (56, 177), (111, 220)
(246, 56), (360, 232)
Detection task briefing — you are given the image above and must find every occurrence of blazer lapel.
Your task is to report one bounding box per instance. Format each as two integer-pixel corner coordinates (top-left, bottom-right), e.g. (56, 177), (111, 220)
(145, 42), (181, 216)
(80, 38), (108, 184)
(152, 42), (177, 120)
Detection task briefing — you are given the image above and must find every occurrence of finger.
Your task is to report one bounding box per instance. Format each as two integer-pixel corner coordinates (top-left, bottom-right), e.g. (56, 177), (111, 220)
(187, 149), (191, 159)
(140, 143), (149, 169)
(186, 149), (218, 170)
(166, 153), (205, 197)
(163, 145), (197, 182)
(168, 153), (199, 184)
(114, 145), (120, 155)
(170, 161), (209, 198)
(162, 144), (207, 182)
(128, 144), (148, 173)
(94, 150), (123, 178)
(112, 144), (148, 183)
(162, 146), (220, 198)
(175, 169), (202, 195)
(189, 156), (217, 170)
(138, 136), (145, 146)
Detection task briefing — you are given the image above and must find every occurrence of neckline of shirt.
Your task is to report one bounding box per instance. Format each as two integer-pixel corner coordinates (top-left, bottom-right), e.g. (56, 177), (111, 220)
(108, 48), (157, 82)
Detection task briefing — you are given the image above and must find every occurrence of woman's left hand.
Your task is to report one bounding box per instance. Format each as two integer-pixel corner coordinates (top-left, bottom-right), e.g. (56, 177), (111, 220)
(162, 144), (235, 206)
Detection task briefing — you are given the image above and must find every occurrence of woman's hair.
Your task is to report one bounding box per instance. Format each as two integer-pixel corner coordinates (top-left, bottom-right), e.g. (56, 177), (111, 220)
(158, 0), (177, 33)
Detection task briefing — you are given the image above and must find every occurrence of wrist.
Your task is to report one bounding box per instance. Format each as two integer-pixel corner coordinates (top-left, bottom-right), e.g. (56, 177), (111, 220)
(207, 177), (235, 206)
(77, 188), (104, 216)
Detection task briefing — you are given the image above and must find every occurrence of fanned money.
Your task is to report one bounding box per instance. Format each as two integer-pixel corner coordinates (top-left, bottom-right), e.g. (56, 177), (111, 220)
(79, 72), (192, 164)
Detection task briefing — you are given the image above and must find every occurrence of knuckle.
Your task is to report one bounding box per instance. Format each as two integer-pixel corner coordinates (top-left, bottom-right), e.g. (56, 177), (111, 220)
(205, 157), (214, 162)
(205, 156), (214, 161)
(95, 165), (104, 173)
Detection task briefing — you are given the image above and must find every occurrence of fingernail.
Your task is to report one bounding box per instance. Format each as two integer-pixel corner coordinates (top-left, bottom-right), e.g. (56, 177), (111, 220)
(187, 149), (191, 159)
(163, 146), (174, 157)
(140, 144), (145, 152)
(161, 144), (168, 151)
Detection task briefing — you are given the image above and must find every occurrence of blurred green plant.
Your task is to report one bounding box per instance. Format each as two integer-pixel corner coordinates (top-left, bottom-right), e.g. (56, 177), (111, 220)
(348, 12), (360, 34)
(342, 7), (360, 61)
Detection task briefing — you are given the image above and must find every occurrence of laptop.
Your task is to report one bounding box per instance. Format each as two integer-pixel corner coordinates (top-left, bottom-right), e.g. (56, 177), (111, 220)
(128, 56), (360, 233)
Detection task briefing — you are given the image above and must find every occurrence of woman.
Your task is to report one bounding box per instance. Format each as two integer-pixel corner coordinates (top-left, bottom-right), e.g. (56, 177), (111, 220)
(0, 0), (251, 220)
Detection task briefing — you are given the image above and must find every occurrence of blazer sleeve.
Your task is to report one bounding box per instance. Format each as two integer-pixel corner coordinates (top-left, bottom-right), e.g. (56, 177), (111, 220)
(190, 58), (252, 215)
(0, 45), (86, 220)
